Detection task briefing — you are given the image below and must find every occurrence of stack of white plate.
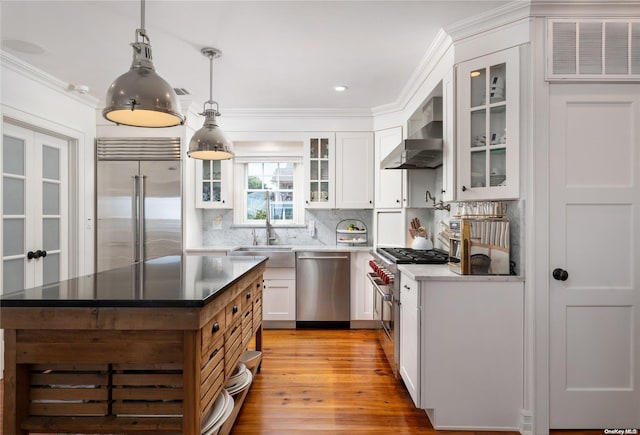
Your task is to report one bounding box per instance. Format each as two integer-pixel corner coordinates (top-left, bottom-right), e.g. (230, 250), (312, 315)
(224, 364), (253, 396)
(201, 389), (234, 435)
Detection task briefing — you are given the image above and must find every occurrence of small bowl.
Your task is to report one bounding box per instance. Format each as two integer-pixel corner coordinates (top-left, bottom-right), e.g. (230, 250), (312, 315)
(240, 350), (262, 370)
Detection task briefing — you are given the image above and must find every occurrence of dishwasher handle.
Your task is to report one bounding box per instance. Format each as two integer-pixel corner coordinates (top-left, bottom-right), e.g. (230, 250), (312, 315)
(297, 256), (350, 260)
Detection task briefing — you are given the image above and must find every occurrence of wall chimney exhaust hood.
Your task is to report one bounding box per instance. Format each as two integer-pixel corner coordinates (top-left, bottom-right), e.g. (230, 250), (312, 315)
(381, 96), (443, 170)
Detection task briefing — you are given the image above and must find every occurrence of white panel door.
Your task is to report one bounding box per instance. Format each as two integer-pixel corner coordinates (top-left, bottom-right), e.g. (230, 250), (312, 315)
(374, 127), (403, 208)
(262, 278), (295, 321)
(2, 123), (69, 293)
(335, 132), (374, 209)
(549, 84), (640, 428)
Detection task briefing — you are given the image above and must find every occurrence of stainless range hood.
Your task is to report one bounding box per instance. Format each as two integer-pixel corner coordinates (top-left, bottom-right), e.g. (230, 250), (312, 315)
(382, 96), (443, 170)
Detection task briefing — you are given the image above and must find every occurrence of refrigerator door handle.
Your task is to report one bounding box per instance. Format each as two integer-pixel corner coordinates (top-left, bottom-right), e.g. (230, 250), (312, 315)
(133, 175), (140, 263)
(139, 175), (146, 262)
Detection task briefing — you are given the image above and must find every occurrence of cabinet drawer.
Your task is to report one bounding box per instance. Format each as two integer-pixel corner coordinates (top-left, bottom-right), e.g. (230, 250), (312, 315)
(225, 293), (243, 326)
(201, 312), (226, 359)
(242, 278), (260, 310)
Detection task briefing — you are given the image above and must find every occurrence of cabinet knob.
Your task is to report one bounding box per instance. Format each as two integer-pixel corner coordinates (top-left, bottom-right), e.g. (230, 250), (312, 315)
(27, 251), (37, 260)
(232, 305), (239, 314)
(441, 189), (446, 194)
(222, 200), (225, 204)
(212, 322), (220, 333)
(306, 200), (309, 204)
(246, 292), (251, 299)
(38, 250), (47, 258)
(256, 282), (261, 288)
(369, 200), (372, 204)
(396, 199), (400, 203)
(552, 268), (569, 281)
(462, 185), (467, 192)
(403, 285), (410, 290)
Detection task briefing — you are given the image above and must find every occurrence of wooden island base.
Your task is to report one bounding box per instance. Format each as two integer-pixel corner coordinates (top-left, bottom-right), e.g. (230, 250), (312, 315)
(1, 263), (265, 435)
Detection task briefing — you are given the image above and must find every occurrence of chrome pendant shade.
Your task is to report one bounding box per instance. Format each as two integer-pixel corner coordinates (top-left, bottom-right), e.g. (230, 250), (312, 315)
(103, 0), (184, 128)
(188, 48), (234, 160)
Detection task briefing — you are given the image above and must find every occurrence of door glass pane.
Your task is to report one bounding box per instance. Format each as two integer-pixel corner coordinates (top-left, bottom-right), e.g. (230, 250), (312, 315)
(3, 177), (24, 215)
(3, 135), (25, 175)
(212, 182), (221, 202)
(489, 63), (506, 104)
(470, 67), (486, 107)
(471, 150), (486, 188)
(202, 160), (211, 180)
(310, 160), (318, 181)
(320, 139), (329, 158)
(202, 182), (211, 202)
(320, 160), (329, 180)
(3, 218), (24, 256)
(309, 139), (318, 158)
(43, 253), (60, 285)
(310, 182), (317, 202)
(490, 148), (507, 187)
(3, 258), (24, 293)
(471, 109), (486, 148)
(211, 160), (221, 180)
(42, 145), (60, 180)
(320, 182), (329, 202)
(43, 182), (60, 215)
(489, 106), (507, 145)
(43, 218), (60, 250)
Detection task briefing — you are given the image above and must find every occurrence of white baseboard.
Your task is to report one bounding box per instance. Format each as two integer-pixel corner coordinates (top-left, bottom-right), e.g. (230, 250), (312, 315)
(520, 409), (533, 435)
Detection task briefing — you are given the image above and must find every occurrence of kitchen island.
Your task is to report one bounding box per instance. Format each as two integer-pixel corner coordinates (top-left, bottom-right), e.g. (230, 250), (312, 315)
(0, 254), (266, 435)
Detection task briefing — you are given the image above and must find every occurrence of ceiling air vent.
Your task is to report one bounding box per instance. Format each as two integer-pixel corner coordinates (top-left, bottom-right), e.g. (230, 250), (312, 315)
(547, 19), (640, 80)
(173, 88), (190, 96)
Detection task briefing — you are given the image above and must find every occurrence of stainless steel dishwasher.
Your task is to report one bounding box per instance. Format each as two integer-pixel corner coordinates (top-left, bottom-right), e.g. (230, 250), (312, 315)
(296, 251), (351, 328)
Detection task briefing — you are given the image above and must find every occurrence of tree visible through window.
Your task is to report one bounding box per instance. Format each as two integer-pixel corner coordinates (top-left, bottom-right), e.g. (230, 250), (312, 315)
(246, 162), (294, 223)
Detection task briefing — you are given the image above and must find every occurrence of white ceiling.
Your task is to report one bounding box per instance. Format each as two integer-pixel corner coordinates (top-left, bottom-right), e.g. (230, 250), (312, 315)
(1, 0), (510, 112)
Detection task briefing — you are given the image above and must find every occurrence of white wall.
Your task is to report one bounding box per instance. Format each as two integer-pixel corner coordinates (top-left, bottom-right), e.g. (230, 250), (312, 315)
(1, 51), (99, 374)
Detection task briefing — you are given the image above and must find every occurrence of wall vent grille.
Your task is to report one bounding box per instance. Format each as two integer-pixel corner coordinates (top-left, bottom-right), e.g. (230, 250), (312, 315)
(547, 18), (640, 80)
(96, 137), (181, 161)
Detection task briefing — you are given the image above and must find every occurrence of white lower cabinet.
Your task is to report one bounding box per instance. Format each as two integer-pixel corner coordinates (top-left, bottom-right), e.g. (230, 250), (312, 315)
(262, 268), (295, 326)
(399, 272), (524, 430)
(399, 274), (420, 406)
(350, 252), (374, 322)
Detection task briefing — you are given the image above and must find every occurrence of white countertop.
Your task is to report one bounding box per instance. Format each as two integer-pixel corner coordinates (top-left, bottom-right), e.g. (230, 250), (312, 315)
(185, 245), (372, 253)
(398, 263), (524, 282)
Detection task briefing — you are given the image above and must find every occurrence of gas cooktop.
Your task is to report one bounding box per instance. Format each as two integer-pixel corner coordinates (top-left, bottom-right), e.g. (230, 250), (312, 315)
(377, 247), (449, 264)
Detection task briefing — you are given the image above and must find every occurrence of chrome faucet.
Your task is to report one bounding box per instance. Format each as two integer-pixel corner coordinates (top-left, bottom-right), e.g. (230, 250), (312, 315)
(265, 191), (276, 245)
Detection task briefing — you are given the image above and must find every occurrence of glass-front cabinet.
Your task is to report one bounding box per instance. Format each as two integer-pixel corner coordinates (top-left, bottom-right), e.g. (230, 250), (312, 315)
(195, 159), (233, 208)
(304, 134), (335, 208)
(457, 46), (520, 200)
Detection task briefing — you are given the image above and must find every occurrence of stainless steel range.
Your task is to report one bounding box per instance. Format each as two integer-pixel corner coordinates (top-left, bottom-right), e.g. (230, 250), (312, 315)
(368, 247), (448, 378)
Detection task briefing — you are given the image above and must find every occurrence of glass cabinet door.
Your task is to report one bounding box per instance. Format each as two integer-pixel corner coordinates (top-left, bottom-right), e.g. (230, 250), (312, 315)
(304, 135), (335, 208)
(196, 159), (232, 208)
(458, 46), (519, 200)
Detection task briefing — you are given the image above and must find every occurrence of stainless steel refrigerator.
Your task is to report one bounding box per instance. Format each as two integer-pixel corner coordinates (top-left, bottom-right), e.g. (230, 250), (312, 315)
(95, 138), (182, 272)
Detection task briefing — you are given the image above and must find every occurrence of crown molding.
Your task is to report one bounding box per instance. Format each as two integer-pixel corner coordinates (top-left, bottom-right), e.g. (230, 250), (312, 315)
(530, 0), (640, 17)
(221, 107), (373, 119)
(371, 28), (453, 118)
(445, 0), (531, 43)
(1, 50), (100, 108)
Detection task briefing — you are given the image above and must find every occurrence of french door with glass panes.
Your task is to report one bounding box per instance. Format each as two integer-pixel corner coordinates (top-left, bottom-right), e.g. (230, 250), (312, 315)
(2, 123), (68, 293)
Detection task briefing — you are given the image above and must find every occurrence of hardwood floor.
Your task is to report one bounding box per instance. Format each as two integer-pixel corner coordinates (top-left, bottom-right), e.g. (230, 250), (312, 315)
(232, 329), (438, 434)
(0, 328), (606, 434)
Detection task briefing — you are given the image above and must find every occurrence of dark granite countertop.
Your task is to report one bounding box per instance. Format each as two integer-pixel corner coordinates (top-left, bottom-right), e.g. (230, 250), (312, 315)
(0, 255), (267, 308)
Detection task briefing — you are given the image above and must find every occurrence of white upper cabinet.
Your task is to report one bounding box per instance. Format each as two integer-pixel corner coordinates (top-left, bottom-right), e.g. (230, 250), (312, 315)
(195, 158), (234, 208)
(441, 67), (456, 202)
(375, 127), (404, 208)
(335, 132), (374, 209)
(304, 133), (336, 209)
(456, 46), (520, 200)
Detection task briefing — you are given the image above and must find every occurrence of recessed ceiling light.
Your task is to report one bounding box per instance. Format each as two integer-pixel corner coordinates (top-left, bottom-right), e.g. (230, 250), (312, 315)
(334, 85), (348, 92)
(470, 71), (481, 77)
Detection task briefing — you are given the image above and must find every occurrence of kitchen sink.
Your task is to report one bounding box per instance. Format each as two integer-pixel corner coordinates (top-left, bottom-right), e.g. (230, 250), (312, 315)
(228, 246), (295, 267)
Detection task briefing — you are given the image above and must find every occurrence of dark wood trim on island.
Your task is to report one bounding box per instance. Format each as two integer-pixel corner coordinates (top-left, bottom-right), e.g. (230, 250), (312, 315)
(0, 255), (266, 435)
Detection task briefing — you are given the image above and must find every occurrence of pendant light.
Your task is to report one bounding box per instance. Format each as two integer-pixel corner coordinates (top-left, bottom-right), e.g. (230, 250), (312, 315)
(103, 0), (185, 128)
(187, 47), (234, 160)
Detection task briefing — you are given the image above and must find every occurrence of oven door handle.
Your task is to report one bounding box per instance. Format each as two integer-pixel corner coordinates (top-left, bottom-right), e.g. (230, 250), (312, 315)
(367, 273), (392, 301)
